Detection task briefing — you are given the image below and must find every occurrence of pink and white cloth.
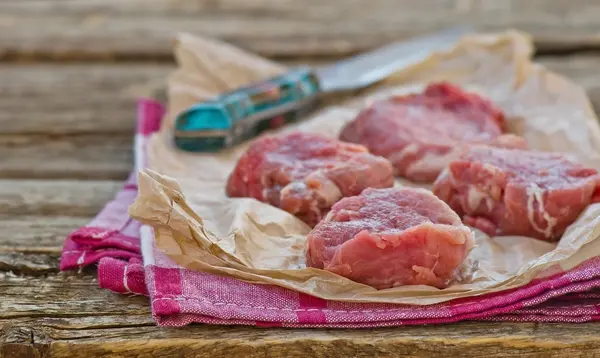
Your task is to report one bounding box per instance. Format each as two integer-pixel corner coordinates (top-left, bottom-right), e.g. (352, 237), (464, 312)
(60, 99), (600, 327)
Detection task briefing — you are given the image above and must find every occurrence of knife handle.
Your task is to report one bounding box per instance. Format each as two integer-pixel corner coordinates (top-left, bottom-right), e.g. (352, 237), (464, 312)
(174, 67), (321, 152)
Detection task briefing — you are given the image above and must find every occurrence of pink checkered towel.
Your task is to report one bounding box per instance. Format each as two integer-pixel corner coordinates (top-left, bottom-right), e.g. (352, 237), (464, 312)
(59, 99), (600, 327)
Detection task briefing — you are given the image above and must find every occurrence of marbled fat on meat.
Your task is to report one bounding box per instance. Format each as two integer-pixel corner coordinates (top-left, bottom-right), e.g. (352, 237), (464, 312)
(433, 146), (600, 241)
(306, 187), (474, 289)
(226, 131), (394, 227)
(339, 82), (527, 183)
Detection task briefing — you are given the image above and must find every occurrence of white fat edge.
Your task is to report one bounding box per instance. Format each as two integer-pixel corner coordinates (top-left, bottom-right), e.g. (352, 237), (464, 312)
(387, 143), (422, 171)
(432, 167), (454, 202)
(434, 167), (450, 185)
(467, 186), (494, 212)
(283, 171), (342, 218)
(310, 171), (343, 207)
(465, 163), (503, 212)
(322, 209), (335, 223)
(526, 184), (557, 239)
(405, 147), (460, 177)
(481, 163), (501, 173)
(395, 143), (421, 160)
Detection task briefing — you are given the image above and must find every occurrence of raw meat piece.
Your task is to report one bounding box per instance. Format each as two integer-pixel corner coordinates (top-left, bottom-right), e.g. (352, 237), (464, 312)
(226, 131), (394, 227)
(433, 145), (600, 241)
(339, 82), (527, 183)
(305, 187), (474, 289)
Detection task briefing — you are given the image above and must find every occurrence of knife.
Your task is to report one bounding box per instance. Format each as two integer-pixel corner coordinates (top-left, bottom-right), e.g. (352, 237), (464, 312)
(173, 26), (473, 152)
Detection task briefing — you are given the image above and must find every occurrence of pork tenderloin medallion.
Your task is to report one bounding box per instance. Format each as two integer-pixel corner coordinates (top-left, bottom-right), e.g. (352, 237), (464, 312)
(226, 131), (395, 227)
(340, 82), (527, 183)
(306, 187), (474, 289)
(433, 145), (600, 241)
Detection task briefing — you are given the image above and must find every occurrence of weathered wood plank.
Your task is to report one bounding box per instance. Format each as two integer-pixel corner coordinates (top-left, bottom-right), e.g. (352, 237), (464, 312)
(0, 215), (91, 275)
(1, 274), (600, 357)
(1, 0), (600, 61)
(0, 180), (118, 273)
(46, 332), (600, 358)
(0, 180), (121, 273)
(0, 64), (174, 134)
(0, 252), (59, 275)
(0, 135), (132, 179)
(0, 216), (88, 252)
(0, 64), (171, 135)
(0, 273), (149, 319)
(0, 180), (121, 217)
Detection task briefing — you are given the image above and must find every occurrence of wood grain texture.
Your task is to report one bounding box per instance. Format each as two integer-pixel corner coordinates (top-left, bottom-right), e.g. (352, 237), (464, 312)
(1, 0), (600, 61)
(35, 328), (600, 358)
(0, 64), (171, 135)
(0, 180), (121, 216)
(0, 135), (132, 179)
(0, 274), (149, 319)
(1, 274), (600, 358)
(0, 252), (59, 275)
(0, 216), (88, 252)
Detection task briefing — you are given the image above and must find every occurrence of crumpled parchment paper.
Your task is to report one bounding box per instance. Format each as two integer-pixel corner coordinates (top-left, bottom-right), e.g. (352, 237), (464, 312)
(129, 30), (600, 304)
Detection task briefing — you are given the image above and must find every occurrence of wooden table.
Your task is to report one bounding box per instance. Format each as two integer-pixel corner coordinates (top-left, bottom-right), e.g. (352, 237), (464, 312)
(2, 1), (600, 357)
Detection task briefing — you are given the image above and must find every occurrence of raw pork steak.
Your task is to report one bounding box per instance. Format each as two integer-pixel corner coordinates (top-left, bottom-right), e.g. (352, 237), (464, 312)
(226, 131), (394, 227)
(339, 82), (527, 183)
(433, 146), (600, 241)
(305, 187), (474, 289)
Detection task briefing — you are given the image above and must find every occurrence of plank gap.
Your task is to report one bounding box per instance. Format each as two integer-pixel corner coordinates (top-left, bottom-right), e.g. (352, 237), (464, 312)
(4, 47), (600, 64)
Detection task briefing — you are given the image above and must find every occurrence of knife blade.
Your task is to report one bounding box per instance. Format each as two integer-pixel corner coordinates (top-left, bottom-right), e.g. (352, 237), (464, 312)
(173, 26), (473, 152)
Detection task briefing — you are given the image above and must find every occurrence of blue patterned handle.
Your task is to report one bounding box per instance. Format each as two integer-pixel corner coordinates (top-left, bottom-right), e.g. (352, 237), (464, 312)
(173, 67), (321, 152)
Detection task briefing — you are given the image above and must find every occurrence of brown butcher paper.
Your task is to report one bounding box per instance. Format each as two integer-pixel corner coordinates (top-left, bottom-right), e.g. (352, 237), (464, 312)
(129, 30), (600, 304)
